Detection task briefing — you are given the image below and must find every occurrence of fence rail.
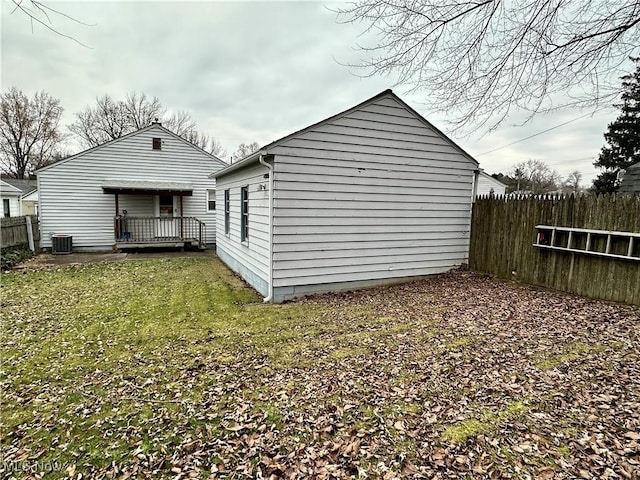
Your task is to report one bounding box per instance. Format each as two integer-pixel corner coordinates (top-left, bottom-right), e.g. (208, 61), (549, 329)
(469, 194), (640, 305)
(1, 215), (40, 251)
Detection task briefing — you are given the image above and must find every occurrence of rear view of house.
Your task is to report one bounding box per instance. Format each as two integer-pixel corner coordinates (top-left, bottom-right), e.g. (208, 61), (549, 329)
(214, 90), (479, 302)
(37, 124), (226, 252)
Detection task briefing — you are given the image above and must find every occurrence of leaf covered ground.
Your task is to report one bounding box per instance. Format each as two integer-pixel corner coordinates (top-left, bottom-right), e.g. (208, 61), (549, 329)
(1, 256), (639, 479)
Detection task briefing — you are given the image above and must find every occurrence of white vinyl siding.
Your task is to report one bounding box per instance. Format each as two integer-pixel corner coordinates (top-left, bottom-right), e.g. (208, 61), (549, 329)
(2, 196), (20, 217)
(215, 163), (270, 296)
(37, 125), (224, 250)
(269, 94), (475, 293)
(1, 181), (22, 217)
(476, 172), (506, 196)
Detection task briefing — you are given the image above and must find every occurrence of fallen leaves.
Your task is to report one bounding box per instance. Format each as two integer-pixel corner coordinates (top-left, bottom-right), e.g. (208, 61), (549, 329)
(1, 262), (639, 479)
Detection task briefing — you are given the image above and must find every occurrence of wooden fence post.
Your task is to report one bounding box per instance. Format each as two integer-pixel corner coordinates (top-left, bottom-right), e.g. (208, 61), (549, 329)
(26, 216), (35, 252)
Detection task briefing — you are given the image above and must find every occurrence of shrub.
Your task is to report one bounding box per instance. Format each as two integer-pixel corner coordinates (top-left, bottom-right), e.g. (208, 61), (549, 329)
(1, 246), (33, 271)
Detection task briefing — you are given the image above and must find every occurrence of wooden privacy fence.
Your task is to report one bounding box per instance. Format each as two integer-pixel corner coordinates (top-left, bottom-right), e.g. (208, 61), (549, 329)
(1, 215), (40, 251)
(469, 194), (640, 305)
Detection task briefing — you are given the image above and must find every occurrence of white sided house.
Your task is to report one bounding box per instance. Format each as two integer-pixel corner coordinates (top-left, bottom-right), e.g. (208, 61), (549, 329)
(213, 90), (479, 303)
(1, 180), (23, 218)
(37, 124), (226, 252)
(476, 171), (507, 197)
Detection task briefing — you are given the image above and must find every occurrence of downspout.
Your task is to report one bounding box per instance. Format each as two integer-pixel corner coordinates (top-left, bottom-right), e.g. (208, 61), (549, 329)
(472, 169), (480, 202)
(468, 168), (480, 266)
(258, 154), (274, 302)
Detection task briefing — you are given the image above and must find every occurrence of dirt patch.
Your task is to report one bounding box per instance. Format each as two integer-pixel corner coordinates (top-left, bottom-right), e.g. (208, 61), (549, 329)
(11, 252), (128, 271)
(11, 249), (215, 271)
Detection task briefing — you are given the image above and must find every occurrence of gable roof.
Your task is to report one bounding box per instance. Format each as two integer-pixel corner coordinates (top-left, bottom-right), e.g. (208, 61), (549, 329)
(479, 171), (508, 188)
(1, 179), (23, 195)
(1, 178), (37, 195)
(37, 123), (227, 174)
(21, 189), (39, 202)
(213, 89), (479, 178)
(619, 162), (640, 193)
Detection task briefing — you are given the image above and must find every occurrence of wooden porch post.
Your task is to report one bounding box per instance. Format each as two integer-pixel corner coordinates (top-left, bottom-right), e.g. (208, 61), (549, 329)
(114, 194), (120, 239)
(179, 195), (184, 239)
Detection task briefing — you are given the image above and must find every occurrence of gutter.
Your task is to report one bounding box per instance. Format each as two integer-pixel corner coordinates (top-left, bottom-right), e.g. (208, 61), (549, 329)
(211, 150), (265, 178)
(258, 154), (274, 303)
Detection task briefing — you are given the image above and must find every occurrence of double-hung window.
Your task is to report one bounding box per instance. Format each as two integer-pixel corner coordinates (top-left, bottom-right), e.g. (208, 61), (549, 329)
(207, 189), (216, 212)
(240, 186), (249, 242)
(224, 189), (230, 234)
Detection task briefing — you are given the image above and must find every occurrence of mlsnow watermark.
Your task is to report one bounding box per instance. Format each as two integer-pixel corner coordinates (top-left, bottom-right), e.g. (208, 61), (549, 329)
(2, 459), (64, 474)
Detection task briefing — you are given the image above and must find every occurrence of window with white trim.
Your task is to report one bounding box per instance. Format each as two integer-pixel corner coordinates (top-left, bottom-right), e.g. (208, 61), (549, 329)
(240, 186), (249, 242)
(207, 189), (216, 212)
(224, 189), (230, 234)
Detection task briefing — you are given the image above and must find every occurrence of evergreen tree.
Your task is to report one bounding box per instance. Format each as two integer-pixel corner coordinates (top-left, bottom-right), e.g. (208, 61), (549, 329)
(593, 59), (640, 194)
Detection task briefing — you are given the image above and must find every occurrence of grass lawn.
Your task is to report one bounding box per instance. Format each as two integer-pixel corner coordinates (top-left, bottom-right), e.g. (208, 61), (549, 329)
(1, 256), (639, 479)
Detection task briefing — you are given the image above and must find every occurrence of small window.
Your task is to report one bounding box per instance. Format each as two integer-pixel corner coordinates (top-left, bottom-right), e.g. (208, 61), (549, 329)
(207, 189), (216, 212)
(152, 137), (162, 150)
(158, 195), (173, 217)
(240, 186), (249, 242)
(3, 199), (10, 218)
(224, 189), (230, 235)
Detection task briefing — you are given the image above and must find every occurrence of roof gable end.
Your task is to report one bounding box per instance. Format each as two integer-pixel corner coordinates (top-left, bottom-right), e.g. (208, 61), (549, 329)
(37, 124), (227, 174)
(480, 171), (508, 188)
(1, 179), (23, 194)
(214, 89), (478, 178)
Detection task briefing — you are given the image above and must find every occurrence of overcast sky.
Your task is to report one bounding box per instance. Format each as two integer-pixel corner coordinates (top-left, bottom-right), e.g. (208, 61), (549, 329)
(1, 1), (629, 186)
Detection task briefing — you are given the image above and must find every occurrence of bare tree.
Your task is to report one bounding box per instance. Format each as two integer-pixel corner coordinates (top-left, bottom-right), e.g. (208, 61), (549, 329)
(336, 0), (640, 132)
(0, 87), (65, 178)
(164, 110), (196, 138)
(121, 92), (164, 130)
(183, 130), (227, 158)
(69, 95), (129, 147)
(510, 159), (561, 194)
(9, 0), (93, 48)
(563, 171), (583, 193)
(70, 93), (162, 147)
(231, 142), (261, 162)
(69, 93), (224, 156)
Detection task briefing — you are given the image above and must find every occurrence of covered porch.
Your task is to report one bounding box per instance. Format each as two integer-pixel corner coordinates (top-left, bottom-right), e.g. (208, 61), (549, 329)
(102, 180), (207, 250)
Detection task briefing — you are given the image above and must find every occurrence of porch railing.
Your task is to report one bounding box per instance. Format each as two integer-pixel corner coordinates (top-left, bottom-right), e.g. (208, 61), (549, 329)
(114, 216), (206, 248)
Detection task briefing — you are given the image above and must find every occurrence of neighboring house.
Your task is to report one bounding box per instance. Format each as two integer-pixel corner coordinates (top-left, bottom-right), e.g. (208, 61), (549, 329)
(213, 89), (479, 303)
(1, 180), (22, 217)
(37, 123), (226, 252)
(476, 171), (507, 196)
(619, 162), (640, 193)
(21, 188), (39, 216)
(2, 178), (38, 215)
